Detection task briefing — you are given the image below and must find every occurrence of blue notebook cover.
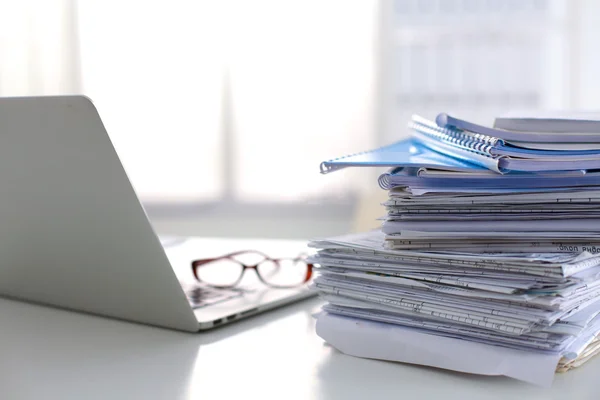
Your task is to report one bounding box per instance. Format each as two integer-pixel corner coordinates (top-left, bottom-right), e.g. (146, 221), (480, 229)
(378, 167), (600, 190)
(319, 139), (488, 174)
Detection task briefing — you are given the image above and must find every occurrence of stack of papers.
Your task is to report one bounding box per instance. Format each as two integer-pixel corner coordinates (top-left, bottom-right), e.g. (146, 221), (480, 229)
(383, 188), (600, 253)
(311, 112), (600, 386)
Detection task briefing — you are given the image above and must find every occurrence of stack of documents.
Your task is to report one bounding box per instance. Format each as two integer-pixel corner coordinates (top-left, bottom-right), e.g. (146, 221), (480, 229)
(382, 187), (600, 253)
(311, 112), (600, 386)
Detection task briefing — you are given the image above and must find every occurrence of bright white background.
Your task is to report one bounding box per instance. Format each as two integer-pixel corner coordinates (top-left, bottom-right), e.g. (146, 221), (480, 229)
(76, 0), (378, 205)
(1, 0), (599, 238)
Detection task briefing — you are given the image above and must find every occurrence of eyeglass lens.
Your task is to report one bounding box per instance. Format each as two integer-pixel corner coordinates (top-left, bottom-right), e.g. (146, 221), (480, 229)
(196, 258), (244, 287)
(257, 258), (309, 287)
(196, 256), (309, 288)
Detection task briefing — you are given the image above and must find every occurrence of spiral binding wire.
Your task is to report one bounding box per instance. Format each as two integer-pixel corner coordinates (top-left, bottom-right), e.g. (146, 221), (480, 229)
(378, 173), (392, 189)
(321, 115), (501, 174)
(410, 115), (499, 156)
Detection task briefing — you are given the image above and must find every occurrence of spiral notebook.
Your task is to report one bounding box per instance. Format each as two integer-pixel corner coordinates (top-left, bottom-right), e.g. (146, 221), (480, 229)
(494, 111), (600, 134)
(410, 116), (600, 173)
(436, 113), (600, 144)
(412, 116), (600, 158)
(377, 167), (600, 191)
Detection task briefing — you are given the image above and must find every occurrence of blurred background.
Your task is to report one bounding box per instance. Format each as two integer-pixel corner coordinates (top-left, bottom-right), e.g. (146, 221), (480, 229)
(1, 0), (599, 239)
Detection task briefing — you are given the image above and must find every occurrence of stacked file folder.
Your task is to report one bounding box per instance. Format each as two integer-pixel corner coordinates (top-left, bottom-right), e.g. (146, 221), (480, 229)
(310, 112), (600, 386)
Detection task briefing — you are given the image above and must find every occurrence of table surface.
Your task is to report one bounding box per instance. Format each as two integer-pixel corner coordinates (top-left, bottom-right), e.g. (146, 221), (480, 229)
(1, 295), (600, 400)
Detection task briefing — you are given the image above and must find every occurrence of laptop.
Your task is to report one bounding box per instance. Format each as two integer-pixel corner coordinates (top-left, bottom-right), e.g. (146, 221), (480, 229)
(0, 95), (314, 332)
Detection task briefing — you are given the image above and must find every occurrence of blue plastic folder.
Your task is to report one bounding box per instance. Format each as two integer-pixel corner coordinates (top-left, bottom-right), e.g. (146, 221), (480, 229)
(319, 139), (487, 174)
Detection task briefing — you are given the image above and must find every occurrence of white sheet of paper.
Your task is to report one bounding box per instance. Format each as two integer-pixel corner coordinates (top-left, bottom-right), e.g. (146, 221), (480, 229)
(382, 219), (600, 234)
(314, 254), (565, 279)
(384, 241), (600, 254)
(387, 189), (600, 204)
(315, 312), (562, 387)
(310, 230), (591, 264)
(314, 281), (547, 334)
(394, 230), (600, 239)
(322, 303), (568, 351)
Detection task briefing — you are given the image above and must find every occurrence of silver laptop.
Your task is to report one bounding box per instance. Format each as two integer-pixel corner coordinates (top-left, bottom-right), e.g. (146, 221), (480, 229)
(0, 95), (314, 332)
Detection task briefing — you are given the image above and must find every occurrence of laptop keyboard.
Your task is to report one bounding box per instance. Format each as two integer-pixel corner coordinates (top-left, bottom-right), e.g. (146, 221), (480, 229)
(182, 283), (253, 309)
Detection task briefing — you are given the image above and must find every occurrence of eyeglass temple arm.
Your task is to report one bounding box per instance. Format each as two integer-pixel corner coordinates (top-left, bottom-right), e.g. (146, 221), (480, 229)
(304, 262), (314, 282)
(191, 250), (272, 265)
(292, 254), (314, 282)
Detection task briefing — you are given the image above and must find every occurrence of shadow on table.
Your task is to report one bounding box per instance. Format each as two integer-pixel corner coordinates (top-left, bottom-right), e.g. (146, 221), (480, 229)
(0, 296), (320, 399)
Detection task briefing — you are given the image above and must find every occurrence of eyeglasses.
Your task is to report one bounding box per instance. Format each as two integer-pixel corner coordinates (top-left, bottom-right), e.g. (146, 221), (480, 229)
(191, 250), (313, 289)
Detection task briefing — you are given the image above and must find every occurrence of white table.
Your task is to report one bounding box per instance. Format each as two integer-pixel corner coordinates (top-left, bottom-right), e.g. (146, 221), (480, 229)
(0, 295), (599, 399)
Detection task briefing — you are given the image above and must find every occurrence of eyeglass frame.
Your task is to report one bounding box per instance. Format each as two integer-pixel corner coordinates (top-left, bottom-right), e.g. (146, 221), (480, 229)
(190, 250), (314, 289)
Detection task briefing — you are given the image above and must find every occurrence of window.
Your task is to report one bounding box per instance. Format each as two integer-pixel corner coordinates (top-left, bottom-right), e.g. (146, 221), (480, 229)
(1, 0), (599, 237)
(379, 0), (581, 144)
(76, 0), (378, 206)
